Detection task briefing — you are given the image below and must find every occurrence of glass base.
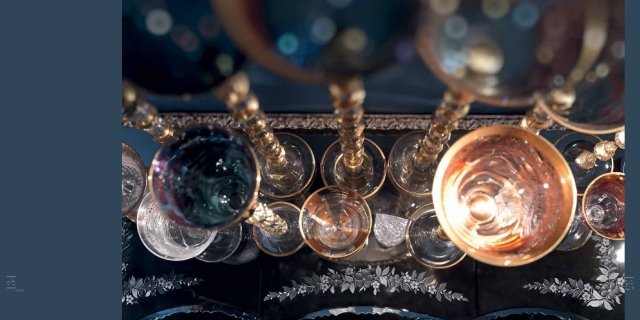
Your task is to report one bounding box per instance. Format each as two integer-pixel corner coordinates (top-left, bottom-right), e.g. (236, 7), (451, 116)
(406, 204), (465, 269)
(388, 131), (444, 197)
(320, 139), (386, 199)
(254, 202), (305, 257)
(258, 132), (316, 199)
(554, 132), (613, 192)
(557, 196), (592, 252)
(195, 223), (243, 263)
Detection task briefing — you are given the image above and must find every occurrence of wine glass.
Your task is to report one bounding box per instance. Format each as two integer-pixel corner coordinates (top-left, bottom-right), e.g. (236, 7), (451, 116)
(253, 202), (305, 257)
(432, 126), (576, 267)
(554, 132), (614, 192)
(213, 0), (418, 198)
(122, 143), (146, 221)
(137, 192), (217, 261)
(196, 222), (262, 264)
(556, 195), (593, 252)
(405, 203), (465, 269)
(299, 186), (372, 259)
(582, 172), (624, 240)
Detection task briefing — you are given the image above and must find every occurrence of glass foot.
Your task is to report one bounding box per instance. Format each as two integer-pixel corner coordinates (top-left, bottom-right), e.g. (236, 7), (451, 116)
(320, 139), (386, 199)
(137, 193), (216, 261)
(387, 131), (444, 197)
(196, 223), (243, 263)
(258, 132), (316, 199)
(300, 186), (372, 259)
(254, 202), (305, 257)
(122, 143), (147, 218)
(223, 222), (261, 265)
(557, 195), (592, 252)
(554, 132), (614, 193)
(405, 204), (465, 269)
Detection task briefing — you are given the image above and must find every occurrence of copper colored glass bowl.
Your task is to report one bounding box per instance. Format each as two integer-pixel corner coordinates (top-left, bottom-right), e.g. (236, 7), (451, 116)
(582, 172), (625, 240)
(432, 126), (576, 267)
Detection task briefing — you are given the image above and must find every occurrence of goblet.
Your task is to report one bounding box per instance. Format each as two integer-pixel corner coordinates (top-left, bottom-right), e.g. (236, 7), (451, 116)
(122, 143), (146, 221)
(213, 0), (418, 198)
(557, 195), (593, 252)
(137, 192), (217, 261)
(554, 132), (614, 191)
(582, 172), (624, 240)
(213, 73), (316, 199)
(405, 203), (465, 269)
(300, 186), (372, 259)
(432, 126), (576, 267)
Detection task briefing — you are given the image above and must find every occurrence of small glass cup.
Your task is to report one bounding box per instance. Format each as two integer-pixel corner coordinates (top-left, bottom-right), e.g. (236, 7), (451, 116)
(582, 172), (625, 240)
(300, 186), (372, 259)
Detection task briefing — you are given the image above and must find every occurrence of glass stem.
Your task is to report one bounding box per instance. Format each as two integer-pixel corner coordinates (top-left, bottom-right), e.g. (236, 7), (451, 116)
(122, 80), (174, 143)
(521, 88), (574, 135)
(435, 225), (450, 241)
(414, 91), (470, 169)
(214, 72), (288, 169)
(329, 77), (366, 173)
(246, 203), (288, 236)
(576, 130), (624, 170)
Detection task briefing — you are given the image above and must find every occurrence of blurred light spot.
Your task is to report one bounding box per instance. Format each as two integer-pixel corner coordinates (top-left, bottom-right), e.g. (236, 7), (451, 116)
(552, 75), (565, 86)
(512, 1), (539, 29)
(584, 27), (606, 50)
(482, 0), (510, 19)
(341, 28), (368, 52)
(277, 33), (299, 55)
(327, 0), (352, 9)
(543, 183), (549, 189)
(311, 17), (336, 44)
(198, 14), (221, 39)
(611, 41), (625, 59)
(444, 15), (468, 40)
(536, 47), (553, 65)
(216, 54), (234, 76)
(145, 9), (172, 36)
(171, 25), (200, 53)
(466, 39), (504, 75)
(429, 0), (459, 16)
(595, 63), (610, 78)
(616, 243), (624, 263)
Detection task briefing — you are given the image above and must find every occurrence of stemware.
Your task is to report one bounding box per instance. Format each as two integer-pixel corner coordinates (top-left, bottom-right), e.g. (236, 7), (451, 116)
(213, 73), (316, 199)
(389, 0), (618, 197)
(137, 192), (217, 261)
(122, 143), (147, 221)
(213, 0), (418, 198)
(432, 126), (576, 267)
(582, 172), (624, 241)
(405, 203), (465, 269)
(253, 202), (305, 257)
(556, 195), (593, 252)
(554, 132), (614, 191)
(196, 222), (262, 264)
(300, 186), (372, 259)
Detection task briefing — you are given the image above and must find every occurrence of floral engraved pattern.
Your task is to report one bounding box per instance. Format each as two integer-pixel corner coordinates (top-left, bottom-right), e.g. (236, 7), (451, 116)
(264, 265), (468, 303)
(121, 219), (203, 305)
(523, 235), (624, 310)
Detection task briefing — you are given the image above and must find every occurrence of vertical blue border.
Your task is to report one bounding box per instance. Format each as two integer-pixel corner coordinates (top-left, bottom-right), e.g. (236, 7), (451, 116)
(625, 0), (639, 319)
(0, 1), (121, 319)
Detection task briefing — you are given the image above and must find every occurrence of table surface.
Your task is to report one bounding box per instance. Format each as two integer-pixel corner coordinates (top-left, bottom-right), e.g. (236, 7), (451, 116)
(122, 115), (626, 320)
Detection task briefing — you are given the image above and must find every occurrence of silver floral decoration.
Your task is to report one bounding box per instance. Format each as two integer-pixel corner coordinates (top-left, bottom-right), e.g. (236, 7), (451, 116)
(122, 219), (204, 305)
(264, 265), (468, 303)
(523, 235), (624, 311)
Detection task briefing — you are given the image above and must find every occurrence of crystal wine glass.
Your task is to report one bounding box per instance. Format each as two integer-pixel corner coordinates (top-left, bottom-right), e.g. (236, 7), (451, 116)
(122, 142), (146, 221)
(405, 203), (465, 269)
(300, 186), (372, 259)
(582, 172), (624, 240)
(432, 126), (576, 267)
(196, 222), (262, 264)
(556, 195), (593, 252)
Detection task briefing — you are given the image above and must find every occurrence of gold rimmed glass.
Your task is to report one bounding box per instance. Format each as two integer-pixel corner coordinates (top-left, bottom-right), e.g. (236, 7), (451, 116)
(300, 186), (372, 259)
(122, 143), (146, 221)
(405, 203), (465, 269)
(582, 172), (624, 241)
(432, 126), (576, 267)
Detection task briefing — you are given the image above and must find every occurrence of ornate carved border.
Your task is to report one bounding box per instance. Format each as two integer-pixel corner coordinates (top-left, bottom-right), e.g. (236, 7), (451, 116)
(123, 113), (567, 131)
